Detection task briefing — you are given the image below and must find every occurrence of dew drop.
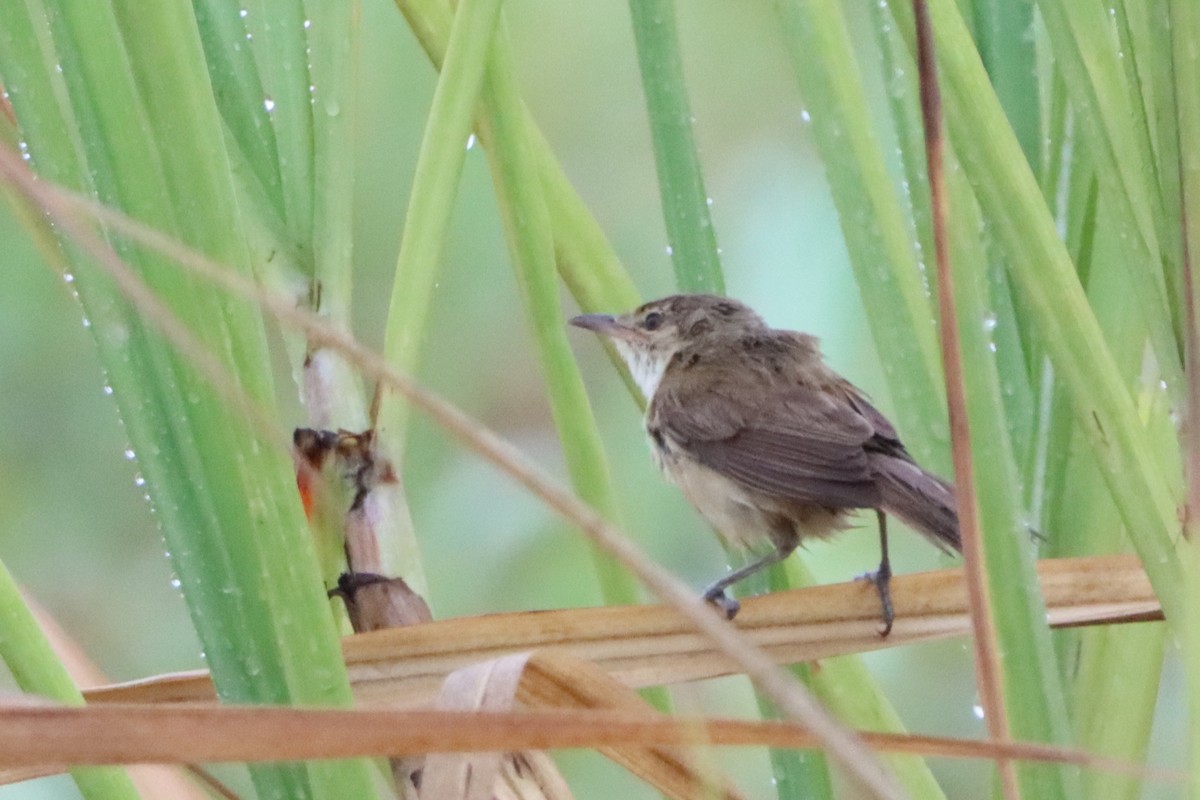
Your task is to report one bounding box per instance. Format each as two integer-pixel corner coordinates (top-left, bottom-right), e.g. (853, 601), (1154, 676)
(972, 703), (985, 719)
(123, 448), (136, 461)
(465, 133), (477, 150)
(664, 245), (674, 256)
(799, 109), (811, 123)
(263, 97), (275, 112)
(170, 577), (182, 589)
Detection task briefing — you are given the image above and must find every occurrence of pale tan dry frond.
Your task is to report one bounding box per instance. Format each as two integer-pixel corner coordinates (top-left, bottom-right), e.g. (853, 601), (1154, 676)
(86, 554), (1159, 708)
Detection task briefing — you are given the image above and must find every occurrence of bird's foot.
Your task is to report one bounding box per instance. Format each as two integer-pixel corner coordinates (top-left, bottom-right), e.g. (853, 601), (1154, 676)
(703, 588), (741, 620)
(856, 564), (894, 637)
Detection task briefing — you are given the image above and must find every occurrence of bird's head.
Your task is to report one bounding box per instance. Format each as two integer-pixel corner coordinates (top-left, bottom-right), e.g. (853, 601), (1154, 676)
(570, 294), (766, 398)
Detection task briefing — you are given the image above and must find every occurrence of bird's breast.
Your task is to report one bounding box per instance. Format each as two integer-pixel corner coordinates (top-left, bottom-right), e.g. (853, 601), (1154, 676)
(645, 422), (852, 551)
(645, 426), (770, 550)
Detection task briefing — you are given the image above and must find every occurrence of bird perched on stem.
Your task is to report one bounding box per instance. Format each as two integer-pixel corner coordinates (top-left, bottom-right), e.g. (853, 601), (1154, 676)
(571, 294), (960, 634)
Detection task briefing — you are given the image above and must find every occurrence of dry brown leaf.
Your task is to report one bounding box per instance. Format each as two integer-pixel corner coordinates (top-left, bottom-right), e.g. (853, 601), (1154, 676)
(424, 648), (742, 800)
(493, 752), (573, 800)
(516, 650), (740, 800)
(85, 554), (1159, 708)
(422, 654), (536, 800)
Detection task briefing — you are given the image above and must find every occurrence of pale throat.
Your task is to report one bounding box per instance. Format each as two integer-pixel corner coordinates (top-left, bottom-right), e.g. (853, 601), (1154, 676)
(613, 340), (671, 399)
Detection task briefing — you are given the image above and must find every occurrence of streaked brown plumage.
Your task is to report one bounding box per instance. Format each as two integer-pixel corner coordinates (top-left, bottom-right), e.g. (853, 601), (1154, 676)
(571, 293), (960, 634)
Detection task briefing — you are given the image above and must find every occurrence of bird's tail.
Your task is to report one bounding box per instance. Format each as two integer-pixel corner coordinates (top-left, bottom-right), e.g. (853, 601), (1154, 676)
(875, 456), (961, 553)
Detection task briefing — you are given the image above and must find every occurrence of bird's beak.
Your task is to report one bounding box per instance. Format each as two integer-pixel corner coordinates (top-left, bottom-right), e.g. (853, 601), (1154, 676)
(569, 313), (631, 339)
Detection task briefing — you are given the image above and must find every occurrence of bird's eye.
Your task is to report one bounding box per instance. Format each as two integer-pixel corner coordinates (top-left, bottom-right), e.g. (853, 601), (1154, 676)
(642, 311), (664, 330)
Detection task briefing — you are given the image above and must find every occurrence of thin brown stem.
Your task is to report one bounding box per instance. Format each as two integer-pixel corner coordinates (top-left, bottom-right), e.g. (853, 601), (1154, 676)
(1174, 63), (1200, 539)
(0, 703), (1177, 781)
(910, 1), (1018, 798)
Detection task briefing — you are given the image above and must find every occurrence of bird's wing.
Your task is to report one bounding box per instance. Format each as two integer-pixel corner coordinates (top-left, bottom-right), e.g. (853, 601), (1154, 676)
(651, 381), (882, 509)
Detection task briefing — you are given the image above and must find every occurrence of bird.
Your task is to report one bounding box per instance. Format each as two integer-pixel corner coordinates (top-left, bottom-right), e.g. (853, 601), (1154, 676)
(570, 293), (960, 634)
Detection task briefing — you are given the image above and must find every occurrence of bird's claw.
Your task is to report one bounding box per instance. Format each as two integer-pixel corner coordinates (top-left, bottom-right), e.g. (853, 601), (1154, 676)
(856, 567), (894, 637)
(703, 589), (741, 620)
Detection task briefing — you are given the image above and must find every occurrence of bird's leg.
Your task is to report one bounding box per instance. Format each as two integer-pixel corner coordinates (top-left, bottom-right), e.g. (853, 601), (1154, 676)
(701, 541), (796, 620)
(862, 510), (894, 636)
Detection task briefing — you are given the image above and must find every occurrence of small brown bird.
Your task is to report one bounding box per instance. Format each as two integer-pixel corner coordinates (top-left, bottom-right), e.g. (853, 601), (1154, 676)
(571, 294), (960, 634)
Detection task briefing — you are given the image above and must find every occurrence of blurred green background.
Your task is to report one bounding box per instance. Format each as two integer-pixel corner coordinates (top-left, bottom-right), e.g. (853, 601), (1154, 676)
(0, 1), (1183, 797)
